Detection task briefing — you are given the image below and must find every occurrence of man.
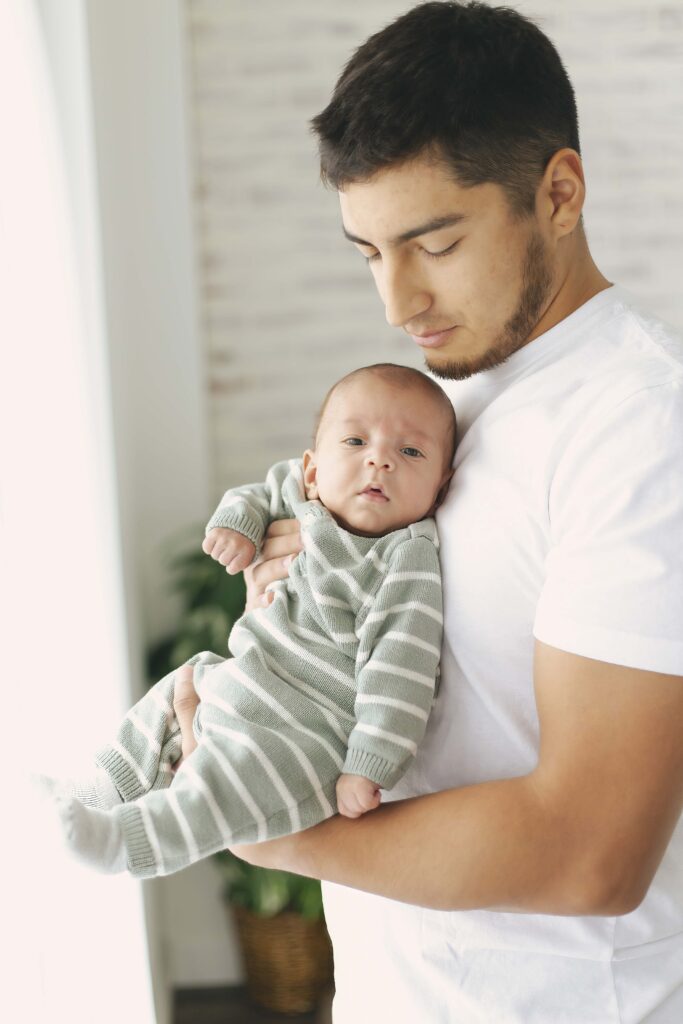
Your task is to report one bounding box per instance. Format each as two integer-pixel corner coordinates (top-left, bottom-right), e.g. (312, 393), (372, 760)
(184, 3), (683, 1020)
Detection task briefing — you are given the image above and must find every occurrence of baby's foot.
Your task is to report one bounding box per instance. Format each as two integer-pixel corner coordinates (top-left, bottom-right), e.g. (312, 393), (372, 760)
(56, 797), (127, 874)
(33, 769), (122, 810)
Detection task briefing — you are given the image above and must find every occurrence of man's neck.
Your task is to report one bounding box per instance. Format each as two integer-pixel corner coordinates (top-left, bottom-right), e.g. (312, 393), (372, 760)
(530, 241), (611, 344)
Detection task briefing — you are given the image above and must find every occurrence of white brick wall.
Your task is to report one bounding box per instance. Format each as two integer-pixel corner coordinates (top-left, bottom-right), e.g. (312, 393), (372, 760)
(184, 1), (420, 498)
(184, 0), (683, 503)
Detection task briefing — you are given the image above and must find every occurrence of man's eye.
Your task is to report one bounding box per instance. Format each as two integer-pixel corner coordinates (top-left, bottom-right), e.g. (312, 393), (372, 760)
(344, 437), (365, 446)
(423, 239), (461, 259)
(401, 447), (423, 458)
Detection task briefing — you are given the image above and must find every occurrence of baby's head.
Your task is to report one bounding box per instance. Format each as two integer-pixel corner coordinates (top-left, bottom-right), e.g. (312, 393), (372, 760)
(302, 364), (457, 537)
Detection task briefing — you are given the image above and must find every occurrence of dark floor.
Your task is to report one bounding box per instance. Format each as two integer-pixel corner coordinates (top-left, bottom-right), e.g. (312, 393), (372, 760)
(174, 985), (334, 1024)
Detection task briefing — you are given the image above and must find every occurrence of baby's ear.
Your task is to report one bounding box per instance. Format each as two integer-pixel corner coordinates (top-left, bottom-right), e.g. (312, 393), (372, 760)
(431, 466), (455, 514)
(302, 450), (319, 499)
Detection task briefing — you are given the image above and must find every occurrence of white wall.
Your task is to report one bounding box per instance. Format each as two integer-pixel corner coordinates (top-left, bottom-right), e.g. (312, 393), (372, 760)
(185, 0), (683, 508)
(4, 2), (160, 1021)
(83, 0), (222, 1003)
(65, 0), (221, 1007)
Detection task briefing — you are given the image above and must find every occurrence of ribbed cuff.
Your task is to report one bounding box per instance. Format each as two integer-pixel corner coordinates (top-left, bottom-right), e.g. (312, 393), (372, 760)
(96, 745), (147, 803)
(118, 804), (159, 878)
(205, 511), (263, 552)
(342, 748), (404, 789)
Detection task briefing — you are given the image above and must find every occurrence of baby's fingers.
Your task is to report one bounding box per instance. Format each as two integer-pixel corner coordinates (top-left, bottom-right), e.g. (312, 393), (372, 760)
(202, 533), (217, 555)
(338, 797), (362, 819)
(218, 537), (256, 575)
(360, 787), (381, 812)
(225, 545), (255, 575)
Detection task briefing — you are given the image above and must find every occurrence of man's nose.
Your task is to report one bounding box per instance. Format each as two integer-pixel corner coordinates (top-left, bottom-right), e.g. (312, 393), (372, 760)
(380, 258), (431, 328)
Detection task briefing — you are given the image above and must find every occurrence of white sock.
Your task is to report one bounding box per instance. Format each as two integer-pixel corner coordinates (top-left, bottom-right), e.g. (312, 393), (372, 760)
(33, 769), (122, 810)
(56, 797), (128, 874)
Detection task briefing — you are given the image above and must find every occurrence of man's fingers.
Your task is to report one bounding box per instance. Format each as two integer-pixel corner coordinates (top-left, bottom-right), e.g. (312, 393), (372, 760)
(264, 518), (301, 538)
(243, 520), (300, 610)
(259, 530), (303, 563)
(247, 555), (293, 592)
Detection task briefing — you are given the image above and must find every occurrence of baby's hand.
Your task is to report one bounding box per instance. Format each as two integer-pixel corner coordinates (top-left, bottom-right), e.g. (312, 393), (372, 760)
(202, 527), (256, 575)
(336, 773), (381, 819)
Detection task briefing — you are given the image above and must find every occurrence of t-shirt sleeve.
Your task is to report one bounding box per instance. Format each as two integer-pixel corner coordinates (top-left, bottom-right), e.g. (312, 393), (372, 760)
(534, 381), (683, 675)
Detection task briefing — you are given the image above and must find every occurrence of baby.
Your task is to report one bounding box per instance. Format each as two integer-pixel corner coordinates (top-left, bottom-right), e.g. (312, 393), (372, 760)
(49, 363), (456, 878)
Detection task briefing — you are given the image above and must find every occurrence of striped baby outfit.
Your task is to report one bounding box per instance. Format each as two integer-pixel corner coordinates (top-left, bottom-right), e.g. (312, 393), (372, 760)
(97, 459), (443, 878)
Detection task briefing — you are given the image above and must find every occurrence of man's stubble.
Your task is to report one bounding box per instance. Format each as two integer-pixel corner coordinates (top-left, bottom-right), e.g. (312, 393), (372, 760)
(428, 229), (555, 382)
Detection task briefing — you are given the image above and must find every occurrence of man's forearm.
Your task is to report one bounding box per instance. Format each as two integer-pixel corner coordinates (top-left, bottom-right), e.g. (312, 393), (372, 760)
(233, 774), (620, 917)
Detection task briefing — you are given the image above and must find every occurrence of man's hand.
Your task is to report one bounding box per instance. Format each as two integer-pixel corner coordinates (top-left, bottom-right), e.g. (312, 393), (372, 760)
(336, 773), (382, 818)
(244, 519), (303, 611)
(203, 527), (256, 575)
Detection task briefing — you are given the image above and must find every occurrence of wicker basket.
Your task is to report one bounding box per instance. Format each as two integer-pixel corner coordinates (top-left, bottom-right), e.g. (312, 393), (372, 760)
(232, 904), (334, 1015)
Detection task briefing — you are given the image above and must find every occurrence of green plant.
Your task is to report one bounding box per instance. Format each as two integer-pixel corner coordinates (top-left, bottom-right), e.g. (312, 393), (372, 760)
(147, 523), (325, 921)
(214, 855), (325, 920)
(146, 524), (246, 681)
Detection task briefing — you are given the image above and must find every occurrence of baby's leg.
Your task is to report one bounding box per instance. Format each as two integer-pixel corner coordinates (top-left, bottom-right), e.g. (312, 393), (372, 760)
(34, 767), (122, 810)
(56, 796), (127, 874)
(95, 651), (226, 803)
(36, 651), (225, 811)
(57, 655), (342, 879)
(55, 738), (236, 877)
(172, 664), (201, 767)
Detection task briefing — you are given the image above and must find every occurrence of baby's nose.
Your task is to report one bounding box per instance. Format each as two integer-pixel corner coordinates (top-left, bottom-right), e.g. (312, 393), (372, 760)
(365, 449), (394, 470)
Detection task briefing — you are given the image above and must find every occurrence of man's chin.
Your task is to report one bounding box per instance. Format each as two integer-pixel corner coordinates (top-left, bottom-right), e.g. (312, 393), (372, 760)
(423, 349), (500, 382)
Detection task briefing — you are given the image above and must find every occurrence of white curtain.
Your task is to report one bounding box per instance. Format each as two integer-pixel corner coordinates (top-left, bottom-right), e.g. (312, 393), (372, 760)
(0, 1), (157, 1019)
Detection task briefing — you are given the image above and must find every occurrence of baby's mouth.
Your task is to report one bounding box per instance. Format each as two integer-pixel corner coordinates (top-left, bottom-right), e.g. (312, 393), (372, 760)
(360, 485), (389, 502)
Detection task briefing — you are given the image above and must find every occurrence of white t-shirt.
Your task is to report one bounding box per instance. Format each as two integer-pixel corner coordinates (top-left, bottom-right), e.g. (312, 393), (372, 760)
(323, 285), (683, 1024)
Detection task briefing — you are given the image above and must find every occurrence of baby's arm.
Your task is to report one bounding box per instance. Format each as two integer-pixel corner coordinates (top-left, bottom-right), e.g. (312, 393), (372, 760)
(203, 459), (302, 571)
(336, 773), (381, 819)
(345, 537), (443, 801)
(202, 528), (256, 575)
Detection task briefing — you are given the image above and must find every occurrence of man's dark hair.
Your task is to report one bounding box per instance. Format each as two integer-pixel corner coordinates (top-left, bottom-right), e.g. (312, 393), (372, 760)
(311, 1), (580, 218)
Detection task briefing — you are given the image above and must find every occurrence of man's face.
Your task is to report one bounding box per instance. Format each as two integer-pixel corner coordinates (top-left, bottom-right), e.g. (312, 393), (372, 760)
(339, 156), (556, 381)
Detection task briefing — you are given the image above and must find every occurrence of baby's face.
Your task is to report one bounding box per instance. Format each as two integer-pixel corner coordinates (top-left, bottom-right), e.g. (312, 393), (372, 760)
(303, 375), (453, 537)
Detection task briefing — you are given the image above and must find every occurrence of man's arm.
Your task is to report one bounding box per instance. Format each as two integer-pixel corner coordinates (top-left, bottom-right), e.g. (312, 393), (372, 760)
(232, 642), (683, 917)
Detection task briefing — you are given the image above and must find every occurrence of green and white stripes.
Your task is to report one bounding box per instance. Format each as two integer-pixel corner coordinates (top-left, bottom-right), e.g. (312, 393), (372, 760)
(98, 460), (442, 878)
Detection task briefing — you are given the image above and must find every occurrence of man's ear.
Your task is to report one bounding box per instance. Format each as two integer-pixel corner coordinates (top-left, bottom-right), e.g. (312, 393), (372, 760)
(538, 147), (585, 240)
(302, 449), (319, 499)
(430, 467), (454, 515)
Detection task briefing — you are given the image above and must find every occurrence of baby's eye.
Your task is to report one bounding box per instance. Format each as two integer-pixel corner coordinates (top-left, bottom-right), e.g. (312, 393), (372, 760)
(401, 447), (423, 458)
(343, 437), (365, 447)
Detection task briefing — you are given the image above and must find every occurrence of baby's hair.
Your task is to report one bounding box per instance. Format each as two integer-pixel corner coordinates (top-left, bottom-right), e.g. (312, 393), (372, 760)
(313, 363), (457, 467)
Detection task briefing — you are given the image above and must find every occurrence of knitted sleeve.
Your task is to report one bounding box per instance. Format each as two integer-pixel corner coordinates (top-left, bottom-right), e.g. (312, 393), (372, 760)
(344, 536), (443, 789)
(204, 459), (300, 555)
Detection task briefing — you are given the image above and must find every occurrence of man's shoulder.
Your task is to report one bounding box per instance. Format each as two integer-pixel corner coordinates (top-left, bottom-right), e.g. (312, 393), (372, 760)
(606, 291), (683, 385)
(547, 290), (683, 435)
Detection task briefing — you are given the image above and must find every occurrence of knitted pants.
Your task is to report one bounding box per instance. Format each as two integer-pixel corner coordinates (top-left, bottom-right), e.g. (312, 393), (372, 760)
(96, 651), (344, 878)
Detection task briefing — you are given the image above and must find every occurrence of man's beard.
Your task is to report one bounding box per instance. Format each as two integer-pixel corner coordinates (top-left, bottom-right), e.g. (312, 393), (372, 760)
(427, 229), (554, 382)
